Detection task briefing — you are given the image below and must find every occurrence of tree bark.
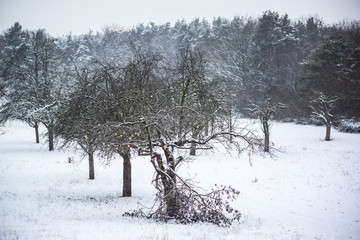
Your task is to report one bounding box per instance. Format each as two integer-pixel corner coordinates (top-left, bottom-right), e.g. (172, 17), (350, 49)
(190, 143), (196, 156)
(164, 146), (178, 217)
(204, 121), (209, 136)
(121, 151), (132, 197)
(262, 119), (270, 152)
(165, 184), (177, 218)
(35, 121), (40, 144)
(48, 126), (54, 151)
(89, 152), (95, 180)
(211, 117), (215, 135)
(229, 104), (233, 143)
(325, 123), (331, 141)
(264, 133), (270, 152)
(152, 148), (178, 218)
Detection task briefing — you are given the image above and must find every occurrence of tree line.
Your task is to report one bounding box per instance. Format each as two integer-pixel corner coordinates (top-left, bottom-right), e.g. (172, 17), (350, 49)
(0, 11), (359, 225)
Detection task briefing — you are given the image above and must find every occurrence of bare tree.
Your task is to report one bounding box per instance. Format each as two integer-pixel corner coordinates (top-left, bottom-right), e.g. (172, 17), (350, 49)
(1, 28), (66, 150)
(94, 50), (163, 196)
(118, 100), (262, 225)
(55, 66), (102, 180)
(248, 98), (286, 152)
(311, 91), (338, 141)
(174, 46), (217, 155)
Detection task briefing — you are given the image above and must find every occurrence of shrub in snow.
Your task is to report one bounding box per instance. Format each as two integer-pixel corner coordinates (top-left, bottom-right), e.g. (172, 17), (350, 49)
(335, 118), (360, 133)
(124, 184), (241, 227)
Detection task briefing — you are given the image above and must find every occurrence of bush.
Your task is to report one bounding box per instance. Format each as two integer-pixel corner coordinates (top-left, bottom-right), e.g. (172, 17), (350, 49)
(124, 184), (241, 227)
(335, 118), (360, 133)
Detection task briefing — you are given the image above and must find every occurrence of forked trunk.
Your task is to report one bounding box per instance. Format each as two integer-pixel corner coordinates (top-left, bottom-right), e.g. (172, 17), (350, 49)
(164, 147), (178, 217)
(152, 148), (178, 218)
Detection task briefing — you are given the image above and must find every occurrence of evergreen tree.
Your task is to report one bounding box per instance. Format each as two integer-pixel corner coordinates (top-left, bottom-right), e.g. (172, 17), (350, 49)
(298, 26), (360, 118)
(245, 11), (297, 151)
(248, 11), (298, 103)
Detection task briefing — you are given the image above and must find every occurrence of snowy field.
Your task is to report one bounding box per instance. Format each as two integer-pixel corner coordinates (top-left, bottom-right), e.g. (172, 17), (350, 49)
(0, 120), (359, 240)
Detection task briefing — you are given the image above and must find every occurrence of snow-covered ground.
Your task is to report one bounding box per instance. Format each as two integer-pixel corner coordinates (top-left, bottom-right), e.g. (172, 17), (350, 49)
(0, 120), (359, 240)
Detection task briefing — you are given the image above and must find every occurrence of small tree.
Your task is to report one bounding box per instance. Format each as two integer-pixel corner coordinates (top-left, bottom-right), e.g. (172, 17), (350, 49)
(92, 50), (163, 196)
(120, 105), (262, 226)
(55, 66), (102, 180)
(311, 91), (337, 141)
(174, 46), (214, 155)
(0, 26), (66, 150)
(248, 98), (286, 152)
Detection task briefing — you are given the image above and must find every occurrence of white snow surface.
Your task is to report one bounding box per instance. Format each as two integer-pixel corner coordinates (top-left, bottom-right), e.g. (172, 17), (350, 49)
(0, 120), (359, 240)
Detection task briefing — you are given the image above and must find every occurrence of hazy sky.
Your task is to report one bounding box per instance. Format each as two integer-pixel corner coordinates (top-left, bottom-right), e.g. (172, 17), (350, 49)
(0, 0), (359, 36)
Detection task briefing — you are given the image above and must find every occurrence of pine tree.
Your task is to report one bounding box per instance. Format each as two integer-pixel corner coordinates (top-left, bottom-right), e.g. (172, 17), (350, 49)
(298, 29), (360, 118)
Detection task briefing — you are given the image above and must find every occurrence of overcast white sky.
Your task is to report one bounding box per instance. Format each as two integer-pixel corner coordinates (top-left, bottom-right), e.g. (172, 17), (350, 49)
(0, 0), (359, 36)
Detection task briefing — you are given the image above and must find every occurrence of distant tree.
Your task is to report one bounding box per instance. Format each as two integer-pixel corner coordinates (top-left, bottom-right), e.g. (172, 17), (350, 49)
(98, 27), (132, 63)
(209, 16), (255, 87)
(310, 91), (338, 141)
(22, 29), (65, 151)
(173, 46), (219, 155)
(294, 17), (323, 59)
(0, 25), (66, 150)
(0, 23), (39, 140)
(208, 17), (256, 123)
(248, 11), (299, 103)
(244, 11), (295, 151)
(298, 26), (360, 118)
(149, 22), (177, 61)
(298, 36), (347, 96)
(248, 98), (286, 152)
(55, 65), (103, 180)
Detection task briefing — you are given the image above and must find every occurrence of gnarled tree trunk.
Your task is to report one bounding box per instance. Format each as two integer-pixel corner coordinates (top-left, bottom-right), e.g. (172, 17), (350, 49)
(152, 146), (178, 218)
